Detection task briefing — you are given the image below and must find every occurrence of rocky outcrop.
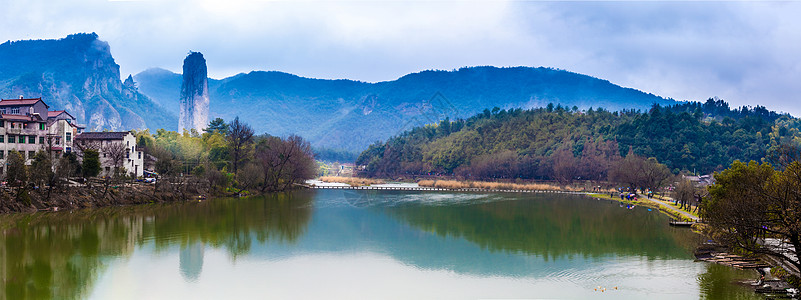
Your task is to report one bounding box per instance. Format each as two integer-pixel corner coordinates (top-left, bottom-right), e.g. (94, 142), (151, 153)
(178, 52), (210, 133)
(0, 33), (177, 131)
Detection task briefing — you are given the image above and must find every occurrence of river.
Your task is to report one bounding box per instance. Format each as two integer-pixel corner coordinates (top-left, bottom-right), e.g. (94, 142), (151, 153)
(0, 189), (761, 299)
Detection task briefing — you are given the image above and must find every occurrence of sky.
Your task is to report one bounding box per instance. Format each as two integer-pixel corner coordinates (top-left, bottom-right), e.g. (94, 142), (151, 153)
(2, 0), (800, 115)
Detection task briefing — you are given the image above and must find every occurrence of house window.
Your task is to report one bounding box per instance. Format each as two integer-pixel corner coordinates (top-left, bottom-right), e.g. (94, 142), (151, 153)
(0, 135), (4, 143)
(8, 136), (15, 143)
(138, 152), (141, 159)
(39, 123), (45, 130)
(105, 167), (110, 173)
(9, 123), (14, 129)
(0, 120), (4, 127)
(28, 151), (35, 159)
(18, 136), (24, 144)
(56, 137), (61, 145)
(0, 151), (4, 159)
(103, 153), (107, 158)
(66, 132), (71, 142)
(28, 135), (35, 144)
(39, 137), (44, 144)
(10, 107), (19, 114)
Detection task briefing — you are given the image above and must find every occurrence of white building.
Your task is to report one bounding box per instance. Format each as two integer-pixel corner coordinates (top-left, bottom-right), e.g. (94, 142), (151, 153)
(46, 110), (83, 155)
(75, 131), (144, 177)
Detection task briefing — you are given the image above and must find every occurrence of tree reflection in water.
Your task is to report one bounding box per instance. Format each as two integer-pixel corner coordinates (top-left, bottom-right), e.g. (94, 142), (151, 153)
(0, 191), (313, 300)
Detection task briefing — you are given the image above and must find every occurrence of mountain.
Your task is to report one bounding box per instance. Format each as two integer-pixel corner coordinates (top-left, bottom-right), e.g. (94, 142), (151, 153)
(0, 33), (176, 131)
(136, 66), (675, 151)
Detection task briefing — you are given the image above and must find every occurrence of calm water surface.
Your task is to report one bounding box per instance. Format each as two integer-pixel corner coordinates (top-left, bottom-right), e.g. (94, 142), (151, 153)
(0, 190), (761, 299)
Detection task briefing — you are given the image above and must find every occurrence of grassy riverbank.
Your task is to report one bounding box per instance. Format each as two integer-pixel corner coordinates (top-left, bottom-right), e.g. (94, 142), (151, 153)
(585, 193), (697, 222)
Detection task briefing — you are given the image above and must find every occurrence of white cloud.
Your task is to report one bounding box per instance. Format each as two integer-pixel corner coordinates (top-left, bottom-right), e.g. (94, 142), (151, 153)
(1, 0), (799, 115)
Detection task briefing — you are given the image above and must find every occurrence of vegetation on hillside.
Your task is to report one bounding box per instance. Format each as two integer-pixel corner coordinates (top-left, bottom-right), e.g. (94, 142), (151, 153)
(357, 99), (799, 183)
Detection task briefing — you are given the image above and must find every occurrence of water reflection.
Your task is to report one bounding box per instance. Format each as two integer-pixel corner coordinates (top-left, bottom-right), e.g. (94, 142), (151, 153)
(179, 241), (204, 282)
(384, 192), (702, 259)
(0, 191), (313, 299)
(0, 189), (763, 299)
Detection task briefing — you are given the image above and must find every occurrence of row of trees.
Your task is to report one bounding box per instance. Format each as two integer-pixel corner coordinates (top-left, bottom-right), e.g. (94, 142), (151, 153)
(135, 117), (316, 195)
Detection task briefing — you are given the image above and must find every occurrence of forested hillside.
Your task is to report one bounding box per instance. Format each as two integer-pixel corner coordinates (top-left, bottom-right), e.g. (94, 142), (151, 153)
(356, 99), (800, 180)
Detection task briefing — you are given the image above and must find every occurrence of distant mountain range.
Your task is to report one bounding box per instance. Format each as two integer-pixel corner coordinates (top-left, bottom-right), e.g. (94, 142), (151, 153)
(136, 66), (676, 151)
(0, 33), (678, 152)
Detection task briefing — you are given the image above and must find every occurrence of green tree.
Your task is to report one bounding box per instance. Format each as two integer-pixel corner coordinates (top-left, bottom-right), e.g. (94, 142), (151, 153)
(82, 149), (101, 178)
(205, 117), (229, 135)
(6, 151), (28, 188)
(29, 151), (52, 188)
(704, 160), (801, 271)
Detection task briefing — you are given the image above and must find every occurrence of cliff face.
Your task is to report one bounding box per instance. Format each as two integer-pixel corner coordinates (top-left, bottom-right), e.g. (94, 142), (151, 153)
(0, 33), (176, 131)
(178, 52), (209, 133)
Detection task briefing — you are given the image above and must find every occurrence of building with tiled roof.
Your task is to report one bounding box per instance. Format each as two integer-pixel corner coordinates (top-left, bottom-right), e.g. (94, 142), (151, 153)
(0, 97), (48, 117)
(75, 131), (144, 177)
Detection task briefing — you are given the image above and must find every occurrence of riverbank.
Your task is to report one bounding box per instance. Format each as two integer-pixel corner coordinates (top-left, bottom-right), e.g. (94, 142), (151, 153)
(0, 180), (207, 214)
(585, 193), (698, 222)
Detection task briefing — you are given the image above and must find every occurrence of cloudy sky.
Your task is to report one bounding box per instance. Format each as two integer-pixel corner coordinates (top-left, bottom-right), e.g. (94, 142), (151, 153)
(2, 0), (800, 115)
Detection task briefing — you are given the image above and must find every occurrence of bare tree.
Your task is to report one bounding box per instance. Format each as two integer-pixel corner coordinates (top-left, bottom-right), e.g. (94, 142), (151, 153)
(256, 135), (316, 192)
(609, 149), (671, 193)
(101, 141), (129, 178)
(672, 177), (697, 210)
(73, 139), (101, 159)
(226, 117), (254, 175)
(551, 147), (579, 185)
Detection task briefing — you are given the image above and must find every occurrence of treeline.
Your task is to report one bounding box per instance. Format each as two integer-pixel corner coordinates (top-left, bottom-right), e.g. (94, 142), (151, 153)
(135, 117), (317, 195)
(356, 99), (800, 182)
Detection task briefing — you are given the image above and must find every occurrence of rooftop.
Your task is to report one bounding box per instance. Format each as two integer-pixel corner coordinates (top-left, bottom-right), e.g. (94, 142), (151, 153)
(48, 110), (65, 117)
(76, 131), (131, 140)
(0, 98), (48, 108)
